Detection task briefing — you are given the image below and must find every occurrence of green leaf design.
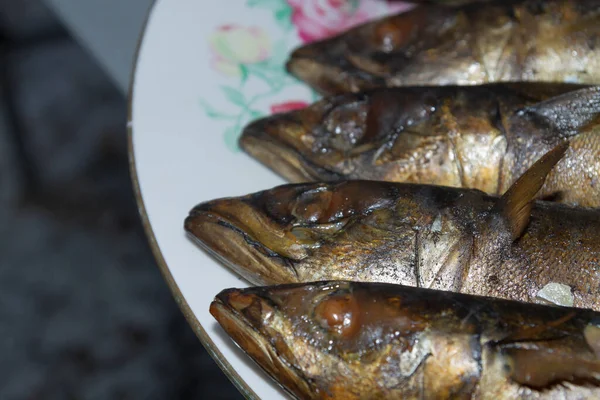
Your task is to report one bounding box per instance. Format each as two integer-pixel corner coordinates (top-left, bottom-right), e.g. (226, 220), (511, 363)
(274, 7), (293, 31)
(224, 126), (241, 152)
(244, 65), (278, 89)
(246, 0), (293, 30)
(311, 89), (322, 102)
(246, 0), (287, 9)
(200, 100), (237, 120)
(221, 85), (247, 107)
(348, 0), (360, 14)
(248, 60), (292, 87)
(240, 65), (249, 85)
(200, 100), (217, 114)
(268, 39), (291, 67)
(249, 109), (264, 119)
(253, 61), (281, 74)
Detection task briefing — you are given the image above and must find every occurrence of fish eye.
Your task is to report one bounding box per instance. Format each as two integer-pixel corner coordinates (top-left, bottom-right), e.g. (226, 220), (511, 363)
(314, 291), (361, 339)
(373, 19), (410, 53)
(291, 188), (332, 223)
(322, 101), (368, 152)
(289, 187), (353, 242)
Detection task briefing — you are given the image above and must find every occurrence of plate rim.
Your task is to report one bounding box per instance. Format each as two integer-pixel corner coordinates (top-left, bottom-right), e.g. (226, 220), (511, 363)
(126, 1), (260, 398)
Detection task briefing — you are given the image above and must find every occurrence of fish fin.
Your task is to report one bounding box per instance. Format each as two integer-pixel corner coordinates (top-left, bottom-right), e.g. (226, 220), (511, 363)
(495, 312), (600, 389)
(519, 86), (600, 138)
(503, 346), (600, 389)
(498, 311), (577, 344)
(585, 324), (600, 358)
(424, 237), (473, 292)
(492, 141), (569, 241)
(502, 82), (593, 102)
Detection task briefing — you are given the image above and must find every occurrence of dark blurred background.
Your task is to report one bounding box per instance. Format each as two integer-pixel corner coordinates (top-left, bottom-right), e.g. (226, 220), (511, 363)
(0, 1), (243, 398)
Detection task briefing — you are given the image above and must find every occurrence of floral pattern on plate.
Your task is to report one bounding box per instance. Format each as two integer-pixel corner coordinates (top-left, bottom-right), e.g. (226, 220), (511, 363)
(200, 0), (412, 152)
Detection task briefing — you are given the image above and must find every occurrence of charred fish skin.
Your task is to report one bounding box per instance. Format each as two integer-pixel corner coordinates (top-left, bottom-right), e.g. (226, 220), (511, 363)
(240, 84), (600, 207)
(286, 1), (600, 95)
(187, 144), (600, 311)
(211, 280), (600, 400)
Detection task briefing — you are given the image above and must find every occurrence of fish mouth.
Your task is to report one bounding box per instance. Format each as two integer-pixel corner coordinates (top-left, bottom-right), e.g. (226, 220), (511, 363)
(286, 36), (348, 95)
(184, 199), (300, 286)
(240, 115), (345, 183)
(286, 55), (352, 95)
(210, 288), (312, 399)
(286, 44), (384, 95)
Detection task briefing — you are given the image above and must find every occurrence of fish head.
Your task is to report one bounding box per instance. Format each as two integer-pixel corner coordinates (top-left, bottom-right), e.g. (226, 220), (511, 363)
(185, 181), (401, 285)
(184, 184), (312, 286)
(286, 38), (385, 95)
(187, 181), (481, 288)
(239, 96), (353, 183)
(285, 6), (427, 94)
(240, 88), (442, 183)
(213, 281), (600, 399)
(210, 281), (438, 399)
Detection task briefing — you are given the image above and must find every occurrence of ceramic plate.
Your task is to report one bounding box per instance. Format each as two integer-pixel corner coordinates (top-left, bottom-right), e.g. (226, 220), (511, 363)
(128, 0), (413, 398)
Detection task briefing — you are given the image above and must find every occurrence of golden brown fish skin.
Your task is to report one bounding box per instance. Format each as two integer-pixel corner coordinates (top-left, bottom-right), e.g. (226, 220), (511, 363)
(211, 280), (600, 399)
(240, 84), (600, 207)
(541, 127), (600, 205)
(286, 1), (600, 95)
(186, 178), (600, 311)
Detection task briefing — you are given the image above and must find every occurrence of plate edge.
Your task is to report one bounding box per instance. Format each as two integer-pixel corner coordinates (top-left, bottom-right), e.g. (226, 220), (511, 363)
(126, 2), (261, 399)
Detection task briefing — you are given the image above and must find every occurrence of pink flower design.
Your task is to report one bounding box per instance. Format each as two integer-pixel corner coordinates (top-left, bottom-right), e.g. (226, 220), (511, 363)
(287, 0), (414, 43)
(270, 101), (309, 114)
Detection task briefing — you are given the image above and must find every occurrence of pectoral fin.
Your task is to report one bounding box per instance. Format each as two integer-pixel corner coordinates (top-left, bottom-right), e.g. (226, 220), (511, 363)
(504, 346), (600, 389)
(585, 324), (600, 358)
(519, 86), (600, 138)
(496, 313), (600, 389)
(492, 141), (569, 241)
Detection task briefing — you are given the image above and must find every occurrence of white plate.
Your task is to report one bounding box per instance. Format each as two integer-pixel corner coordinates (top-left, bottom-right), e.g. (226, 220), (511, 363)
(128, 0), (413, 398)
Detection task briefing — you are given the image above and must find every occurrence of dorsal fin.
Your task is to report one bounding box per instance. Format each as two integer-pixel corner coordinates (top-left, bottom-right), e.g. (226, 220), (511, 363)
(519, 86), (600, 138)
(493, 141), (569, 240)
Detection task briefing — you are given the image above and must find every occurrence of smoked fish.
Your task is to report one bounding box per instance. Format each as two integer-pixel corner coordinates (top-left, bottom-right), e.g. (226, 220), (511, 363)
(187, 143), (600, 310)
(240, 84), (600, 207)
(286, 1), (600, 94)
(211, 280), (600, 399)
